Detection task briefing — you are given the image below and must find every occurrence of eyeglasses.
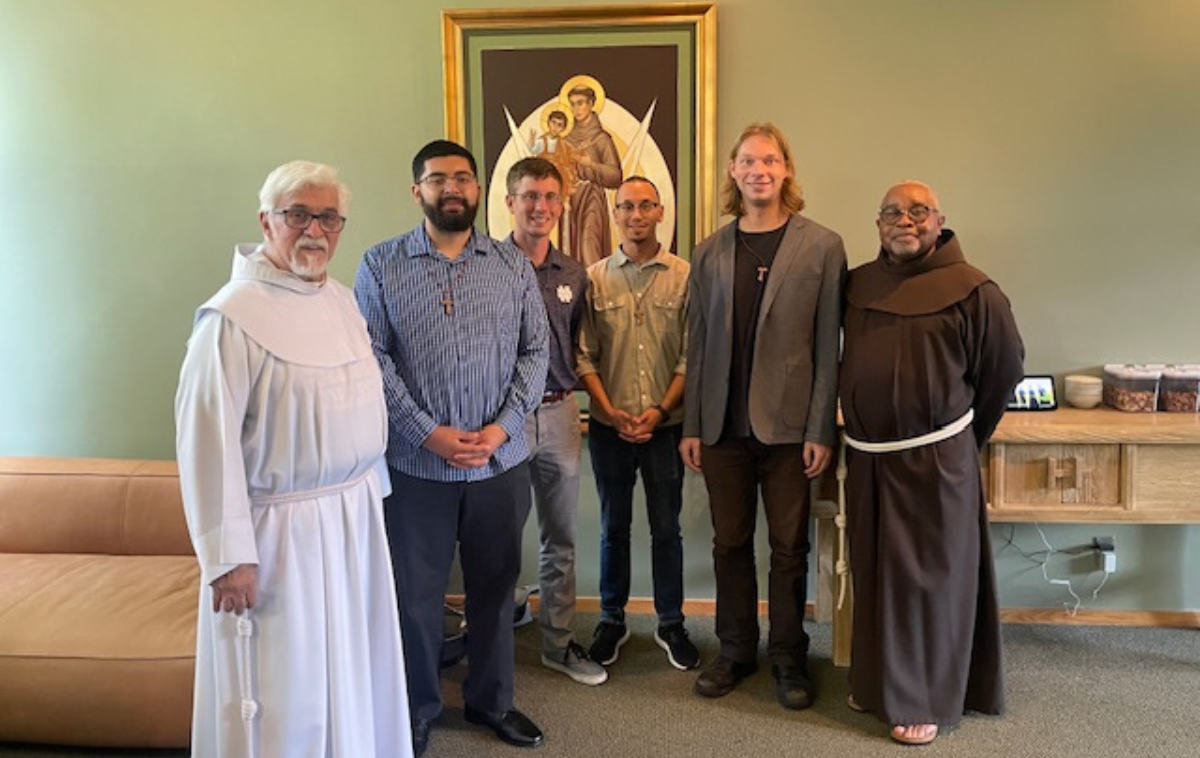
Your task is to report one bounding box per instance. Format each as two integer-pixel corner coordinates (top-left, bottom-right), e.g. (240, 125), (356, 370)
(878, 204), (937, 225)
(272, 207), (346, 233)
(614, 200), (661, 214)
(418, 172), (478, 190)
(512, 191), (562, 206)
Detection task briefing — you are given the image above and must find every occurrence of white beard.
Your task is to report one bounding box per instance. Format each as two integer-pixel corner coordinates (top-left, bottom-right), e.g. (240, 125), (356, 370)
(289, 238), (330, 282)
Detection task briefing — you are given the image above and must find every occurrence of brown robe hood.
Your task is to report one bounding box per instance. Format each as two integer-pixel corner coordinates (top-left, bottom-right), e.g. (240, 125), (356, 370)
(845, 231), (990, 316)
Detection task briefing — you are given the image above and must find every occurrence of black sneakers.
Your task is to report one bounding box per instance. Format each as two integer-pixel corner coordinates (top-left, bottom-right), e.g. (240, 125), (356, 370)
(588, 622), (632, 666)
(654, 623), (700, 670)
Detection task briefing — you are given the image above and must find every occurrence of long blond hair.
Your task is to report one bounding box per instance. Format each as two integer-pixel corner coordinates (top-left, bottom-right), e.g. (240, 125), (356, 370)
(721, 122), (805, 217)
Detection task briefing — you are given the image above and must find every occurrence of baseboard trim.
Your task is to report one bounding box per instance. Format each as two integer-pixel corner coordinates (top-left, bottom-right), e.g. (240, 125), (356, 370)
(998, 608), (1200, 627)
(451, 594), (1199, 629)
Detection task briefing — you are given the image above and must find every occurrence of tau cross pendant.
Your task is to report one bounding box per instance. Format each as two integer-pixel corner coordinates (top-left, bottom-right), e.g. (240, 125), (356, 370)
(756, 266), (768, 283)
(441, 294), (454, 315)
(634, 309), (644, 326)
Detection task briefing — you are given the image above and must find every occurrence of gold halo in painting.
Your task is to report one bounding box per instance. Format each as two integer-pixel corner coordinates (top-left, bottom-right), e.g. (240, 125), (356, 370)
(539, 104), (575, 138)
(559, 75), (607, 113)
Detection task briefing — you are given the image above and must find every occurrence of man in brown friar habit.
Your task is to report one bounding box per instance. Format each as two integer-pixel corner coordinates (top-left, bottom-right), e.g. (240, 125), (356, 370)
(839, 180), (1024, 746)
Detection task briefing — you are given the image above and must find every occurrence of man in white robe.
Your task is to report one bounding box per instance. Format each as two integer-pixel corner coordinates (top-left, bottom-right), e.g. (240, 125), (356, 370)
(175, 160), (412, 758)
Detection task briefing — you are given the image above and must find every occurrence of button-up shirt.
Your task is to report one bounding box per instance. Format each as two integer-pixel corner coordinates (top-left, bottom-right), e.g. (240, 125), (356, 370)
(504, 236), (588, 394)
(576, 246), (688, 426)
(356, 225), (549, 482)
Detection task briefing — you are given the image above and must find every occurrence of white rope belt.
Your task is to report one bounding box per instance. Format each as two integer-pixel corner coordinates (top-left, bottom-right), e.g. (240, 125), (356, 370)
(842, 408), (975, 454)
(250, 468), (370, 506)
(833, 407), (974, 611)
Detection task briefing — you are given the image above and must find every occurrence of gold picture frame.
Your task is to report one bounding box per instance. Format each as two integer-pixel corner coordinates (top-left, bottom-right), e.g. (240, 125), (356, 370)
(442, 3), (717, 262)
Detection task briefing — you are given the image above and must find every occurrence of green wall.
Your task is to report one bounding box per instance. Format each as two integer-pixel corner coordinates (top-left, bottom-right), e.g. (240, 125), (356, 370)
(2, 0), (1197, 613)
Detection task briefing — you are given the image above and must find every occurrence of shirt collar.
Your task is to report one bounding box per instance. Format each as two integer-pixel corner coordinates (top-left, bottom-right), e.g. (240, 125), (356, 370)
(503, 233), (563, 270)
(409, 224), (492, 260)
(611, 244), (668, 270)
(542, 243), (567, 269)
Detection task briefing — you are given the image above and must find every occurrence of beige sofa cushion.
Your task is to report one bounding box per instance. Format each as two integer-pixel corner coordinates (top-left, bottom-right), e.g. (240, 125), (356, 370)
(0, 458), (192, 556)
(0, 554), (199, 747)
(0, 458), (198, 748)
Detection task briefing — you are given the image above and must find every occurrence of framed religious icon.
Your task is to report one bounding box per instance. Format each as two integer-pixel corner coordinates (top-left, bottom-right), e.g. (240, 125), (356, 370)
(442, 3), (717, 263)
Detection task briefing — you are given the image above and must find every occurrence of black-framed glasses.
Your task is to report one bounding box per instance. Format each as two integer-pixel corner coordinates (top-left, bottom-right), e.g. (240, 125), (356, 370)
(418, 172), (478, 190)
(614, 200), (660, 214)
(511, 191), (562, 206)
(878, 204), (936, 225)
(272, 207), (346, 233)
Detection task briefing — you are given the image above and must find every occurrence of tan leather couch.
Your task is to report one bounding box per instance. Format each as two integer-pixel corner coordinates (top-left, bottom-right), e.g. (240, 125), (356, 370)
(0, 457), (197, 748)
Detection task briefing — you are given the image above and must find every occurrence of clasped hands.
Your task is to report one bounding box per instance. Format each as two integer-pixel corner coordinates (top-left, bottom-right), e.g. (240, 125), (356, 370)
(611, 408), (662, 444)
(424, 423), (508, 469)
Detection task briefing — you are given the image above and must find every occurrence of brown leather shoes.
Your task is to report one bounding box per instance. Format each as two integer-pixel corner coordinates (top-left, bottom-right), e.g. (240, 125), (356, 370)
(693, 655), (758, 697)
(772, 663), (814, 710)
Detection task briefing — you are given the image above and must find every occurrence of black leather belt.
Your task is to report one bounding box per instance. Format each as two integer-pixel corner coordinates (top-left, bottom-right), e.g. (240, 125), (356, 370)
(541, 390), (569, 404)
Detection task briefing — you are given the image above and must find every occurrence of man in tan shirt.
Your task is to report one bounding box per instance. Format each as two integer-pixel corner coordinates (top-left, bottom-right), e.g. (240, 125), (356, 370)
(576, 176), (698, 674)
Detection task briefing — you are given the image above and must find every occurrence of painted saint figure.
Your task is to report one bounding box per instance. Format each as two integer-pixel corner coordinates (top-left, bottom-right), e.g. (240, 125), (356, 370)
(562, 85), (622, 267)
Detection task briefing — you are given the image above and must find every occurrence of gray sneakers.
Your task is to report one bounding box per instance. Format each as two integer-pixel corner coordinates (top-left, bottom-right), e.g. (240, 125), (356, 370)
(541, 641), (609, 686)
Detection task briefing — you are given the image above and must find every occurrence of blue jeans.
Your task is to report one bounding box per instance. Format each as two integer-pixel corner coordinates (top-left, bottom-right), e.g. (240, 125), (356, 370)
(588, 420), (684, 626)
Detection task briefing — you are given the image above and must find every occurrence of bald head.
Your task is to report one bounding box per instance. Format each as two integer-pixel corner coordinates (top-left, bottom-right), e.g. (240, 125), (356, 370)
(880, 181), (940, 211)
(876, 181), (946, 262)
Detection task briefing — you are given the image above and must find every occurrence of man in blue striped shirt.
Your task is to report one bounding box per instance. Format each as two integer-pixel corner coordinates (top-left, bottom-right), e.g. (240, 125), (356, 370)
(355, 140), (549, 755)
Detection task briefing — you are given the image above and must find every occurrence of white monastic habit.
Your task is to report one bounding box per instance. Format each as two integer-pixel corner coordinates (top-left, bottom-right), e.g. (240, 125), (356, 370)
(176, 245), (412, 758)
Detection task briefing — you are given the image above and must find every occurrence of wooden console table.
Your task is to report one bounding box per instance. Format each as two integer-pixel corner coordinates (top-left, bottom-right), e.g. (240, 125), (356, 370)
(822, 408), (1200, 667)
(987, 408), (1200, 523)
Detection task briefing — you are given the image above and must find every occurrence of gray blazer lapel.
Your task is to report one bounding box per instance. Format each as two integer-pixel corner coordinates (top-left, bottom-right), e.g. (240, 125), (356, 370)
(717, 223), (737, 335)
(758, 214), (807, 320)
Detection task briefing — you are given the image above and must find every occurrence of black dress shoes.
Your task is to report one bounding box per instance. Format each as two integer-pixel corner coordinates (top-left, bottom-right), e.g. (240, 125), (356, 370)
(463, 706), (545, 748)
(772, 663), (815, 710)
(411, 718), (432, 756)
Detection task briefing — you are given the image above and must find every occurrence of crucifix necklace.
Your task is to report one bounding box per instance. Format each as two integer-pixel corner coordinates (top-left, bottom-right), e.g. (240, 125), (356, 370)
(426, 258), (470, 316)
(737, 229), (771, 283)
(620, 264), (661, 325)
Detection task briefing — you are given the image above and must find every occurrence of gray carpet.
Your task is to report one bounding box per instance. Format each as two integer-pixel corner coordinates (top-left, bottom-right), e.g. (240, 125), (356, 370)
(3, 614), (1198, 757)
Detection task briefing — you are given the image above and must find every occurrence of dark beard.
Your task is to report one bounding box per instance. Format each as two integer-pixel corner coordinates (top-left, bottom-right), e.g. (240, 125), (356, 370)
(422, 197), (478, 233)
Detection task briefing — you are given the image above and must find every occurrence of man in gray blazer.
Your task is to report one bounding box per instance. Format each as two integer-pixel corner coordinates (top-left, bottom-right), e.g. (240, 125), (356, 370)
(680, 123), (846, 710)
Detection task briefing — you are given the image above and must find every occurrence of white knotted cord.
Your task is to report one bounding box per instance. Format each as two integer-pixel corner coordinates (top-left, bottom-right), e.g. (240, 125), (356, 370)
(835, 438), (850, 611)
(235, 613), (259, 758)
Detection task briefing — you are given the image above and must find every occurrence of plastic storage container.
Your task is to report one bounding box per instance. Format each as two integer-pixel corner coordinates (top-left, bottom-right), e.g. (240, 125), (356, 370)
(1158, 365), (1200, 412)
(1102, 364), (1162, 412)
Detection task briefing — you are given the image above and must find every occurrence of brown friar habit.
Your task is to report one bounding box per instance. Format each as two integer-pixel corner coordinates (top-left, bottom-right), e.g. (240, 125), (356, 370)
(840, 230), (1024, 728)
